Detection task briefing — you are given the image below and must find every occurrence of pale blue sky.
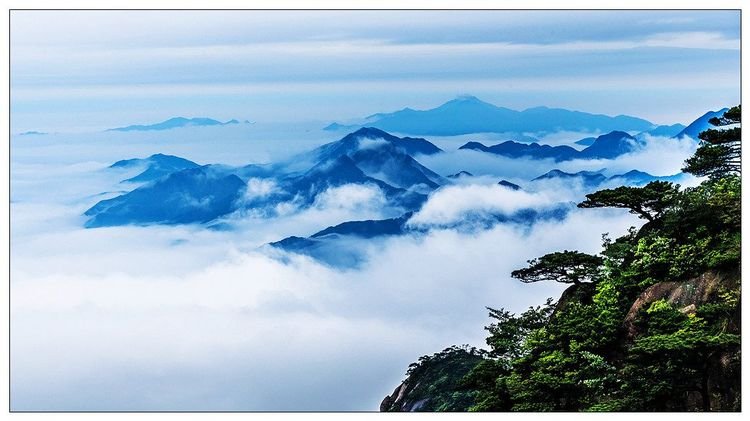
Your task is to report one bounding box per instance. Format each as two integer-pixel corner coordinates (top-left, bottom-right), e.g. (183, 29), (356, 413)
(10, 10), (741, 132)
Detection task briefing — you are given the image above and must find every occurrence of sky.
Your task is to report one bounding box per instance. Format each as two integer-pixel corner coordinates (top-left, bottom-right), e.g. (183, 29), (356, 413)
(10, 10), (741, 132)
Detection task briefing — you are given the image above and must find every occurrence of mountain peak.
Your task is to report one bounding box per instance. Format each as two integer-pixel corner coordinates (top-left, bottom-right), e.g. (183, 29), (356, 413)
(348, 127), (393, 139)
(601, 130), (634, 139)
(442, 95), (495, 109)
(676, 108), (731, 139)
(107, 117), (240, 132)
(447, 171), (474, 179)
(328, 128), (442, 157)
(325, 97), (654, 137)
(458, 141), (489, 151)
(454, 94), (481, 102)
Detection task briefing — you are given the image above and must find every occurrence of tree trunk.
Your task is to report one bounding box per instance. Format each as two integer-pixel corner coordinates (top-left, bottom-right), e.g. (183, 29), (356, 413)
(701, 370), (711, 411)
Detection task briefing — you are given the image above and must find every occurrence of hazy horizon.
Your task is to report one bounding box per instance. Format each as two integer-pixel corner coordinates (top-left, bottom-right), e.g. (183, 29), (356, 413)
(11, 10), (740, 133)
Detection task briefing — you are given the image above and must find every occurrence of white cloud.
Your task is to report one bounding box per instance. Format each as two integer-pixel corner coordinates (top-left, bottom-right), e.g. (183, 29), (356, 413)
(355, 137), (389, 151)
(557, 135), (699, 176)
(243, 178), (279, 199)
(408, 184), (564, 227)
(312, 183), (387, 212)
(416, 149), (557, 181)
(11, 203), (639, 410)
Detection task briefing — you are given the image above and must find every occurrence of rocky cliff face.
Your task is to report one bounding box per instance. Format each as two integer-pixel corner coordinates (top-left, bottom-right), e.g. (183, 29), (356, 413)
(624, 270), (739, 338)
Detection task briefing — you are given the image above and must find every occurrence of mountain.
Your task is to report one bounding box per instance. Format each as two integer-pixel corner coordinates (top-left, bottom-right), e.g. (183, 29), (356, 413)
(461, 130), (640, 161)
(108, 117), (240, 132)
(316, 127), (443, 158)
(310, 127), (445, 191)
(326, 95), (655, 136)
(322, 122), (353, 131)
(85, 128), (440, 228)
(532, 169), (608, 187)
(459, 140), (579, 162)
(313, 212), (414, 239)
(676, 109), (729, 139)
(271, 204), (573, 267)
(269, 213), (415, 268)
(498, 180), (521, 190)
(534, 168), (684, 188)
(84, 166), (246, 227)
(606, 170), (685, 186)
(350, 143), (443, 190)
(574, 137), (597, 146)
(312, 216), (411, 239)
(447, 171), (474, 179)
(110, 153), (199, 183)
(578, 131), (638, 159)
(278, 155), (429, 211)
(640, 124), (686, 138)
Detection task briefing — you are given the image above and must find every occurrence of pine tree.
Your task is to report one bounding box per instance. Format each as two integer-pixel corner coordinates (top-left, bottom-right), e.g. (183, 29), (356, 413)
(683, 105), (741, 179)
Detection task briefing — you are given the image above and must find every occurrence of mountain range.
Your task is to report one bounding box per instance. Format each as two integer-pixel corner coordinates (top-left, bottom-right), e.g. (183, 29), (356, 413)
(84, 128), (445, 228)
(325, 95), (656, 136)
(532, 169), (684, 187)
(108, 117), (242, 132)
(460, 130), (640, 161)
(83, 123), (691, 267)
(85, 125), (690, 229)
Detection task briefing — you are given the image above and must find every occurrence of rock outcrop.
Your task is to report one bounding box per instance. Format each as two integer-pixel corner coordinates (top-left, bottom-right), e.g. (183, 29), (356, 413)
(623, 270), (739, 338)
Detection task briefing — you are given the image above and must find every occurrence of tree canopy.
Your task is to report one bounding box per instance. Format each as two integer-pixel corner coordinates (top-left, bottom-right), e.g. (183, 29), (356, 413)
(511, 251), (603, 285)
(577, 181), (680, 222)
(683, 105), (741, 179)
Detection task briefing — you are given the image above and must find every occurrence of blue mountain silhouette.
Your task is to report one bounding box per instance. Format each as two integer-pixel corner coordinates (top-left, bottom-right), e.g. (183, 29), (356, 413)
(108, 117), (240, 132)
(326, 96), (654, 136)
(111, 153), (199, 183)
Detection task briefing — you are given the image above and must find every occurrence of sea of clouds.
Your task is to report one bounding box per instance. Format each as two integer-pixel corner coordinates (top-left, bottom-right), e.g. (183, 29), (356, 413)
(10, 124), (697, 410)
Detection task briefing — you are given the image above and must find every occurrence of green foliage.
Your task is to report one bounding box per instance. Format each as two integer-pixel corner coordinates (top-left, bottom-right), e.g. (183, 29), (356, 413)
(393, 345), (486, 412)
(578, 181), (681, 222)
(461, 359), (512, 411)
(511, 250), (604, 285)
(483, 300), (555, 361)
(619, 298), (741, 411)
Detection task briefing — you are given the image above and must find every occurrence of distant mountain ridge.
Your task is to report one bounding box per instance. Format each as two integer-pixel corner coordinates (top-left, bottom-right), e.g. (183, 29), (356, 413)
(108, 117), (241, 132)
(84, 127), (683, 233)
(675, 109), (730, 139)
(641, 124), (686, 138)
(533, 168), (684, 187)
(460, 130), (640, 161)
(111, 153), (199, 183)
(85, 166), (246, 227)
(325, 95), (655, 136)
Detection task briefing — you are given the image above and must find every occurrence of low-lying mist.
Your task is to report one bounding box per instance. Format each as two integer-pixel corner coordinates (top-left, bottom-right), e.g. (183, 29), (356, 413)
(11, 126), (676, 410)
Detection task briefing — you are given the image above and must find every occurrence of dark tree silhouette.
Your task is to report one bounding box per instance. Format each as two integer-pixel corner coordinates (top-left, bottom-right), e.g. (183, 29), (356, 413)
(511, 250), (603, 286)
(683, 105), (741, 179)
(577, 181), (680, 222)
